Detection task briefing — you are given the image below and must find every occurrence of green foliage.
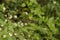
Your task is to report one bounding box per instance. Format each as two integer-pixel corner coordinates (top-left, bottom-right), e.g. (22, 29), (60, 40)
(0, 0), (60, 40)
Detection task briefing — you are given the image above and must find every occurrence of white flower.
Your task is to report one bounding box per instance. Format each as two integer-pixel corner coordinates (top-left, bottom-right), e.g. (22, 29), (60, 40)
(5, 19), (8, 22)
(3, 7), (6, 11)
(43, 28), (47, 30)
(14, 33), (17, 36)
(4, 15), (7, 17)
(9, 33), (12, 36)
(25, 12), (28, 15)
(53, 1), (56, 4)
(14, 15), (17, 18)
(22, 3), (26, 7)
(25, 23), (28, 25)
(21, 23), (24, 26)
(14, 23), (17, 26)
(23, 39), (26, 40)
(9, 15), (12, 19)
(1, 24), (4, 27)
(28, 35), (30, 37)
(3, 35), (6, 38)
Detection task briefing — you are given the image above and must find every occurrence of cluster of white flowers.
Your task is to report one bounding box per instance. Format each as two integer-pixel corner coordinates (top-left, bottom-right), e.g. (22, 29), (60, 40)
(2, 33), (18, 38)
(21, 23), (24, 27)
(9, 33), (13, 36)
(0, 25), (4, 31)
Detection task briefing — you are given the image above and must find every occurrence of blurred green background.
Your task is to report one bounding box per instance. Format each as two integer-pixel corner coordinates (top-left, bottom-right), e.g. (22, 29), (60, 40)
(0, 0), (60, 40)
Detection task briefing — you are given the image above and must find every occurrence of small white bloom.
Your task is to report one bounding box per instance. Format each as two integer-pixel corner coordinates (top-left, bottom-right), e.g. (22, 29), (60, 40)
(23, 39), (26, 40)
(25, 23), (28, 25)
(25, 12), (28, 15)
(43, 28), (47, 30)
(22, 3), (26, 7)
(3, 35), (6, 38)
(9, 15), (12, 19)
(9, 33), (12, 36)
(28, 35), (30, 37)
(1, 24), (4, 27)
(21, 23), (24, 26)
(3, 7), (6, 12)
(14, 15), (17, 18)
(53, 1), (56, 4)
(4, 15), (7, 17)
(14, 33), (17, 36)
(5, 19), (8, 22)
(14, 23), (17, 26)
